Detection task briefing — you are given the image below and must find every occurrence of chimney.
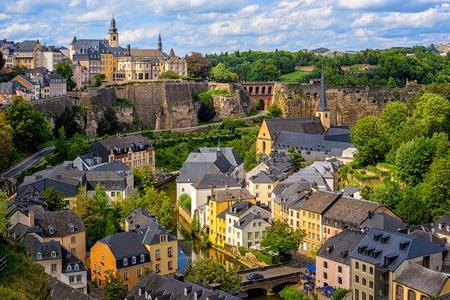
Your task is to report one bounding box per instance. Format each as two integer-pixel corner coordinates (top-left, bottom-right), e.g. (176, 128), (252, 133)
(29, 210), (35, 227)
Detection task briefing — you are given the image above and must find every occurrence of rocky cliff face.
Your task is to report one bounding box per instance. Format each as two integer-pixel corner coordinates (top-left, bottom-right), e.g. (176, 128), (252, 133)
(210, 83), (251, 120)
(272, 83), (422, 126)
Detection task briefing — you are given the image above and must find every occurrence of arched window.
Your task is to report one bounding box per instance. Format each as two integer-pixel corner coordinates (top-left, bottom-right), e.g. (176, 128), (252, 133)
(408, 290), (416, 300)
(123, 258), (128, 266)
(262, 141), (266, 152)
(74, 264), (79, 271)
(67, 264), (72, 271)
(395, 285), (404, 300)
(37, 252), (42, 260)
(51, 251), (57, 258)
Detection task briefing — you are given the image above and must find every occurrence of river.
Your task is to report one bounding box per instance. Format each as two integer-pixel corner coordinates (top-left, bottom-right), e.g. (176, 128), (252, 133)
(160, 181), (282, 299)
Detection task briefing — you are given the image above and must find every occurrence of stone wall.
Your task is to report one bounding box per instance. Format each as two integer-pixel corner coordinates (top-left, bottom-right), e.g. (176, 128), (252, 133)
(209, 83), (251, 120)
(272, 83), (422, 126)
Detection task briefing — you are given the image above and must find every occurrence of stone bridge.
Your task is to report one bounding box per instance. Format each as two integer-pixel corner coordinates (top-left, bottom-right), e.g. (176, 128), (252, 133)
(240, 82), (275, 111)
(238, 265), (303, 296)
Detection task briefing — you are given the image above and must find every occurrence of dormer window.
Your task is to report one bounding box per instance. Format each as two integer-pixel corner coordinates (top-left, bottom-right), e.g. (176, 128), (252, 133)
(132, 256), (136, 264)
(51, 251), (57, 258)
(49, 227), (55, 235)
(74, 264), (79, 271)
(123, 258), (128, 266)
(140, 254), (145, 262)
(67, 264), (72, 271)
(69, 224), (75, 232)
(37, 252), (42, 260)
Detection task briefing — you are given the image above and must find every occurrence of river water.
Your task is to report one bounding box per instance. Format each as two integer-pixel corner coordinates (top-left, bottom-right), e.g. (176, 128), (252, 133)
(161, 181), (281, 300)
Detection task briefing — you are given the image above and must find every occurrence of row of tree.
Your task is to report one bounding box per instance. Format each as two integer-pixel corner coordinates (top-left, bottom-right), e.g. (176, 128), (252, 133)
(186, 47), (450, 87)
(350, 89), (450, 224)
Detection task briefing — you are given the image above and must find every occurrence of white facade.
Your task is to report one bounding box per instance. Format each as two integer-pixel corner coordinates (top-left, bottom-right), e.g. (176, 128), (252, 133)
(42, 51), (63, 72)
(60, 269), (88, 294)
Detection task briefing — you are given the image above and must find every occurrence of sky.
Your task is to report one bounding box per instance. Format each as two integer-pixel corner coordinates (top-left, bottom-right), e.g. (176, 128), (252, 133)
(0, 0), (449, 55)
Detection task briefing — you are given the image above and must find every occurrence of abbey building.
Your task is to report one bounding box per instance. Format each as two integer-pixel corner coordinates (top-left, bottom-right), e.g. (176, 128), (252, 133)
(69, 17), (187, 83)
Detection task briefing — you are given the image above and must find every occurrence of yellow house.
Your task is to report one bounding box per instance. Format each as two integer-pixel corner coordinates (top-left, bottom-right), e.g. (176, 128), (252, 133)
(208, 188), (256, 248)
(247, 172), (277, 206)
(256, 118), (325, 158)
(15, 40), (42, 69)
(101, 53), (117, 82)
(90, 221), (177, 290)
(394, 262), (450, 300)
(299, 191), (340, 251)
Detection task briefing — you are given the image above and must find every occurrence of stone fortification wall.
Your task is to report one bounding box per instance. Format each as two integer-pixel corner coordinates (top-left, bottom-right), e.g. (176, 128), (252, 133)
(272, 83), (422, 126)
(209, 82), (251, 120)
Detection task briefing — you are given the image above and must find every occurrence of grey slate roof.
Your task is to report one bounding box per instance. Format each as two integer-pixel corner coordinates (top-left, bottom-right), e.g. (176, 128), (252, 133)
(73, 38), (129, 56)
(99, 231), (149, 260)
(223, 201), (270, 218)
(360, 212), (406, 231)
(350, 228), (447, 272)
(24, 235), (62, 261)
(395, 262), (450, 296)
(32, 205), (85, 237)
(92, 160), (130, 172)
(126, 272), (240, 300)
(126, 207), (157, 231)
(15, 40), (38, 52)
(212, 188), (255, 202)
(197, 147), (242, 167)
(46, 276), (94, 300)
(234, 212), (270, 229)
(265, 117), (325, 139)
(317, 229), (366, 265)
(274, 131), (353, 155)
(86, 170), (127, 190)
(249, 171), (277, 184)
(18, 165), (85, 198)
(272, 182), (309, 209)
(192, 174), (240, 189)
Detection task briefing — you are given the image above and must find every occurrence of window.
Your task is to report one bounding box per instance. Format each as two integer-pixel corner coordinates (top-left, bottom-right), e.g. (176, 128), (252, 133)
(355, 289), (359, 300)
(369, 296), (373, 300)
(51, 251), (57, 258)
(255, 232), (260, 239)
(338, 265), (342, 273)
(396, 285), (404, 299)
(136, 268), (141, 277)
(123, 258), (128, 266)
(256, 185), (259, 189)
(355, 275), (359, 283)
(51, 264), (57, 272)
(248, 232), (253, 239)
(155, 250), (161, 260)
(362, 264), (367, 272)
(256, 193), (259, 197)
(37, 252), (42, 260)
(123, 271), (129, 280)
(140, 254), (145, 262)
(132, 256), (136, 264)
(71, 236), (76, 243)
(70, 276), (75, 283)
(323, 272), (328, 279)
(268, 185), (272, 189)
(323, 261), (328, 268)
(362, 278), (367, 286)
(101, 256), (104, 262)
(76, 275), (82, 282)
(355, 261), (359, 270)
(369, 266), (373, 274)
(155, 263), (160, 272)
(408, 290), (416, 300)
(67, 265), (72, 271)
(369, 281), (373, 288)
(362, 292), (366, 300)
(168, 261), (173, 269)
(338, 276), (342, 284)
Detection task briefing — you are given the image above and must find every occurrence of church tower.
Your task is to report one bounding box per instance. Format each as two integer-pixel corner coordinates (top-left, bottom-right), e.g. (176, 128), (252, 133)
(157, 33), (162, 51)
(315, 66), (331, 130)
(108, 16), (119, 48)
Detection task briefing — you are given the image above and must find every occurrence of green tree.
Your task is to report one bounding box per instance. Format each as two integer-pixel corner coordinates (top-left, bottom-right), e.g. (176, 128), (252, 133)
(364, 180), (402, 211)
(288, 147), (306, 171)
(395, 186), (430, 224)
(279, 286), (308, 300)
(380, 102), (409, 136)
(267, 104), (282, 118)
(179, 193), (191, 212)
(160, 70), (180, 79)
(210, 63), (238, 82)
(0, 51), (4, 70)
(350, 116), (389, 166)
(0, 112), (13, 169)
(332, 288), (350, 300)
(94, 73), (106, 87)
(184, 258), (242, 291)
(42, 187), (65, 211)
(186, 52), (211, 79)
(103, 270), (128, 300)
(55, 60), (76, 90)
(395, 137), (435, 185)
(6, 97), (50, 152)
(0, 191), (8, 239)
(261, 220), (305, 256)
(97, 107), (119, 136)
(133, 166), (154, 192)
(413, 93), (450, 136)
(421, 158), (450, 220)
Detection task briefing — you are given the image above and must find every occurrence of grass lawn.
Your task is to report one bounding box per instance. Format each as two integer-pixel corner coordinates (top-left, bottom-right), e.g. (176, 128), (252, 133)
(279, 70), (309, 83)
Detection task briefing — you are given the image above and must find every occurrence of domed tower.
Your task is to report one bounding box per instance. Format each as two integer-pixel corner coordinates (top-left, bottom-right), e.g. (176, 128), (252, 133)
(315, 65), (331, 130)
(108, 15), (119, 47)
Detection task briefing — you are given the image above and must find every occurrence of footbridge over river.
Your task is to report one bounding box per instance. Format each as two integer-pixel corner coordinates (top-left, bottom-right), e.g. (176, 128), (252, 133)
(238, 265), (304, 296)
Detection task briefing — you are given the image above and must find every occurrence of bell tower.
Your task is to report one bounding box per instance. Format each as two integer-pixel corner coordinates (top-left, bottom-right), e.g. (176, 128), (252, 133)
(108, 15), (119, 47)
(315, 65), (331, 130)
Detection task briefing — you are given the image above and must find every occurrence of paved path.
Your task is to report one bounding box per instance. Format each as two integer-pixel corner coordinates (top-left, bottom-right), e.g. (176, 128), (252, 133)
(1, 146), (56, 179)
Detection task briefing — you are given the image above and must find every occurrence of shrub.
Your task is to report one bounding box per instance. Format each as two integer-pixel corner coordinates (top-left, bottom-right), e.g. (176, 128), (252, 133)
(238, 246), (248, 256)
(251, 250), (273, 264)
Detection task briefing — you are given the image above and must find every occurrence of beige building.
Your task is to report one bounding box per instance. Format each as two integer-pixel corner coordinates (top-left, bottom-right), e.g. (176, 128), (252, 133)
(15, 40), (42, 69)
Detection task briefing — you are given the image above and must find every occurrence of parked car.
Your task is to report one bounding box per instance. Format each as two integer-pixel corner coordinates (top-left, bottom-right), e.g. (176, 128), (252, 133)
(247, 272), (264, 281)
